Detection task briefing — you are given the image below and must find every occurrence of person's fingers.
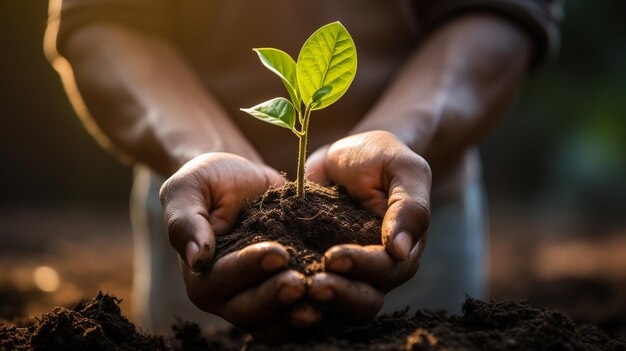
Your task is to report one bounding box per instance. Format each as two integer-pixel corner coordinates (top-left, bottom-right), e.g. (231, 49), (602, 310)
(207, 162), (286, 236)
(210, 241), (290, 297)
(382, 152), (432, 261)
(307, 272), (384, 323)
(160, 176), (215, 271)
(324, 243), (425, 292)
(182, 252), (298, 320)
(173, 214), (215, 272)
(262, 164), (289, 188)
(161, 154), (286, 270)
(325, 245), (394, 288)
(322, 135), (389, 217)
(305, 145), (331, 185)
(221, 270), (307, 330)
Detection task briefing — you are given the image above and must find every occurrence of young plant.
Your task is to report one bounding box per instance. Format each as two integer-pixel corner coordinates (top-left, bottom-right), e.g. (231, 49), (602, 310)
(241, 22), (357, 197)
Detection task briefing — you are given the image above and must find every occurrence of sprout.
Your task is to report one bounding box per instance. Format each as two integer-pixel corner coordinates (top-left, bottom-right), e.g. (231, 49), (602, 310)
(241, 22), (358, 197)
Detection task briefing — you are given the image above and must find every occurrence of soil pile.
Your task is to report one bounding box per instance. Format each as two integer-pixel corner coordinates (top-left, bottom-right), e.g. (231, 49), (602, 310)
(1, 292), (165, 351)
(215, 182), (382, 274)
(2, 294), (624, 350)
(247, 297), (625, 350)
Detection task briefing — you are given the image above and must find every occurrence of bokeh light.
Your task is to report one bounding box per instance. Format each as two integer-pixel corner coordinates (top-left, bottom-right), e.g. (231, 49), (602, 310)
(33, 266), (60, 293)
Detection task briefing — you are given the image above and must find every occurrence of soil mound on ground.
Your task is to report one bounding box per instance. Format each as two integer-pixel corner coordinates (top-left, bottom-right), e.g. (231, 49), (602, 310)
(247, 297), (625, 350)
(2, 294), (624, 350)
(215, 181), (382, 275)
(0, 292), (165, 351)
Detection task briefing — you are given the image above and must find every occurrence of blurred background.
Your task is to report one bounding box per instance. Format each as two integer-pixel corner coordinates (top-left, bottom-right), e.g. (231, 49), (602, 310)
(1, 0), (624, 338)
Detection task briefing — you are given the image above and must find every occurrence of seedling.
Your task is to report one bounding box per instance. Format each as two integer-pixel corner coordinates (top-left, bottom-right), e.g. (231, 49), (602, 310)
(241, 22), (357, 197)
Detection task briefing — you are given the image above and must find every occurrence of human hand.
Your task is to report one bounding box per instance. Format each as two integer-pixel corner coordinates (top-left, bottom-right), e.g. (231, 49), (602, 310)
(160, 152), (308, 335)
(305, 130), (431, 323)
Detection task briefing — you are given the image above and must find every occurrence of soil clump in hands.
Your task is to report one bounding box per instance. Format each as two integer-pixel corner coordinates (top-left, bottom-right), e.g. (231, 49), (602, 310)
(215, 181), (383, 275)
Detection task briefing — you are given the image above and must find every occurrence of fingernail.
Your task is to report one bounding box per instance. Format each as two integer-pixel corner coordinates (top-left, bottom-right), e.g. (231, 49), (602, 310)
(394, 232), (412, 260)
(312, 288), (334, 302)
(184, 241), (200, 270)
(262, 253), (287, 272)
(279, 286), (303, 304)
(327, 257), (352, 273)
(195, 243), (214, 270)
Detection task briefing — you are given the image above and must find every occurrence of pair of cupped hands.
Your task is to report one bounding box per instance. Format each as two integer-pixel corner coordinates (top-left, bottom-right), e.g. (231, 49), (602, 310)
(159, 131), (432, 340)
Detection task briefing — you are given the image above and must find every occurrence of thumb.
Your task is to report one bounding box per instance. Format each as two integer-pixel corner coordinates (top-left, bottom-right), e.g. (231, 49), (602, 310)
(160, 180), (216, 272)
(381, 154), (432, 261)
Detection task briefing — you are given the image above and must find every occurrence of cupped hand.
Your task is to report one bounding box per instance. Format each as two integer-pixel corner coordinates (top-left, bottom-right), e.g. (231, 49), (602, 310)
(305, 130), (432, 322)
(159, 152), (307, 334)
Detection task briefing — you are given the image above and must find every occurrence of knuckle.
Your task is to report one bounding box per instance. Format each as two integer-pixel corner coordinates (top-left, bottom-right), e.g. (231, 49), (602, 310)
(367, 130), (397, 142)
(412, 154), (431, 178)
(159, 178), (174, 205)
(159, 171), (196, 204)
(419, 160), (432, 182)
(393, 151), (431, 176)
(160, 169), (211, 209)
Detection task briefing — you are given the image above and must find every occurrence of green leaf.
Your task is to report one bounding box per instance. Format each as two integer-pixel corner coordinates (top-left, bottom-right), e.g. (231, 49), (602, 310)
(311, 85), (333, 106)
(297, 21), (357, 110)
(253, 48), (300, 110)
(240, 98), (296, 130)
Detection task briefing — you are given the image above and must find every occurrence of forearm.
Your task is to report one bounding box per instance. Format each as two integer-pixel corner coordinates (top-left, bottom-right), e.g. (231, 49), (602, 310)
(53, 23), (261, 177)
(352, 13), (532, 173)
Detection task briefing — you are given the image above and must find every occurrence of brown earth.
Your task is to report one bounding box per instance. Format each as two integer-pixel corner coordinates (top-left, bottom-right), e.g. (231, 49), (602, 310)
(0, 293), (164, 351)
(214, 181), (382, 275)
(1, 293), (624, 350)
(1, 195), (625, 349)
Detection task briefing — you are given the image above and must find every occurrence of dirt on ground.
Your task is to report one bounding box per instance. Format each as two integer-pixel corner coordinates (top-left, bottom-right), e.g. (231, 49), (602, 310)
(1, 195), (625, 349)
(1, 293), (624, 350)
(0, 293), (163, 351)
(214, 181), (382, 275)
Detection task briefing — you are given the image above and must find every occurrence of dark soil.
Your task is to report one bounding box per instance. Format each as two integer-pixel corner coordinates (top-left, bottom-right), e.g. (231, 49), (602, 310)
(246, 298), (626, 351)
(524, 277), (626, 339)
(214, 181), (382, 275)
(2, 293), (624, 350)
(2, 184), (624, 350)
(0, 292), (165, 351)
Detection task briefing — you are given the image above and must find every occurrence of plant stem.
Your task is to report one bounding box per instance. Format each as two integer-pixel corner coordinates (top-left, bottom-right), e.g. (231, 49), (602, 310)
(296, 106), (312, 197)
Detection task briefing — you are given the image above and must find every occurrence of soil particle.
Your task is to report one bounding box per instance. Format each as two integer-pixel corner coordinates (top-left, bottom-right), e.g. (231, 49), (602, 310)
(214, 181), (382, 275)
